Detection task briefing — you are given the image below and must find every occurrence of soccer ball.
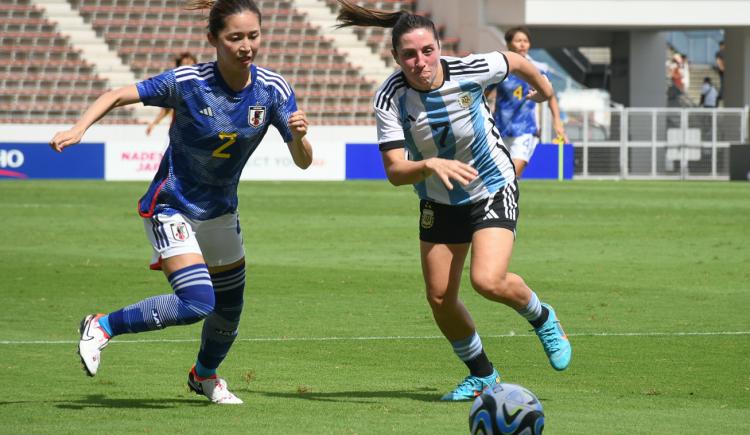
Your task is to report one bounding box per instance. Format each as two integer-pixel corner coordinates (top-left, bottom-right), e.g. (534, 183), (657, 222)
(468, 383), (545, 435)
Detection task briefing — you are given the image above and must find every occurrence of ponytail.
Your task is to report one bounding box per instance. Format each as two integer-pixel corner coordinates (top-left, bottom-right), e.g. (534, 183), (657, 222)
(335, 0), (405, 29)
(335, 0), (438, 50)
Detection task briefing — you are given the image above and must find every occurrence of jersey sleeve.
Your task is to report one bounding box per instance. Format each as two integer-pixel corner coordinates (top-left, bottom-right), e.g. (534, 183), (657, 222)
(479, 51), (510, 88)
(374, 94), (405, 151)
(271, 86), (296, 143)
(136, 69), (178, 108)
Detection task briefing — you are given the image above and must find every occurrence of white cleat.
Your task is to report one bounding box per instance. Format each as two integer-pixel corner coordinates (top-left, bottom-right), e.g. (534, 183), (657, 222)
(78, 313), (111, 377)
(187, 366), (244, 405)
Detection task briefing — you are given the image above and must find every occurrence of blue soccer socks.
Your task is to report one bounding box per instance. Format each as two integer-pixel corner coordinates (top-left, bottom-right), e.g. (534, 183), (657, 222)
(107, 264), (215, 335)
(196, 263), (245, 371)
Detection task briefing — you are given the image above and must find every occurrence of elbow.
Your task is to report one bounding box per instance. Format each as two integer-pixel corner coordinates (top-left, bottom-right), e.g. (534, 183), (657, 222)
(385, 171), (402, 186)
(295, 158), (312, 170)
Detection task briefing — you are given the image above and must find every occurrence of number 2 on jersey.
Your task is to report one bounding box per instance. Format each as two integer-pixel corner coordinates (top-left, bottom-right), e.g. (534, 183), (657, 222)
(213, 132), (237, 158)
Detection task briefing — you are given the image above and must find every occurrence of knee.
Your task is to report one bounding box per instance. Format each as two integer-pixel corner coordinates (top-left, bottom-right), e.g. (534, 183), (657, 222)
(471, 273), (511, 300)
(211, 275), (245, 322)
(177, 286), (216, 321)
(425, 288), (456, 313)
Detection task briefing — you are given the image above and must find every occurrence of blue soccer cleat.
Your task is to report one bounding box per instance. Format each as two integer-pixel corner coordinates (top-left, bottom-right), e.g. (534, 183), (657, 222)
(440, 368), (501, 401)
(534, 303), (572, 371)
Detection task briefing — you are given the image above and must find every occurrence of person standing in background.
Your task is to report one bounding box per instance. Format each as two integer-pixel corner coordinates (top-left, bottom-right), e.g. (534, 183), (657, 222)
(714, 40), (725, 106)
(491, 27), (567, 178)
(145, 52), (198, 135)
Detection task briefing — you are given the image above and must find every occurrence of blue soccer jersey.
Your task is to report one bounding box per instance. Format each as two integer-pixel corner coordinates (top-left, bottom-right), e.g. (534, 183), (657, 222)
(493, 56), (549, 138)
(374, 52), (515, 206)
(136, 62), (296, 220)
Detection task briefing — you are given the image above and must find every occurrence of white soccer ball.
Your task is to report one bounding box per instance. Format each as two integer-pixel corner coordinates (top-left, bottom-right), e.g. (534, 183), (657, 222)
(468, 383), (545, 435)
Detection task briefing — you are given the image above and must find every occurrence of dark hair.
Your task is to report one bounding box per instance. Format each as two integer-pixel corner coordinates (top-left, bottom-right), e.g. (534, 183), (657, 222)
(704, 76), (712, 83)
(186, 0), (261, 37)
(504, 26), (531, 45)
(334, 0), (439, 50)
(175, 52), (198, 67)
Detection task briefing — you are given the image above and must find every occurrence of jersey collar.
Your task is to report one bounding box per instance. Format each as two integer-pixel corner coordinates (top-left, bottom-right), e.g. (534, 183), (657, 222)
(213, 62), (257, 98)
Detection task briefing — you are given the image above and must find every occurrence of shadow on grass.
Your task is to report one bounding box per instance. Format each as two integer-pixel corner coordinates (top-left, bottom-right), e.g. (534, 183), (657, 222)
(0, 395), (208, 409)
(255, 387), (443, 403)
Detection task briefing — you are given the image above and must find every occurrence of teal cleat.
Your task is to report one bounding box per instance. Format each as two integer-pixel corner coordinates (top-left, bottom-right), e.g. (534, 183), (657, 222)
(534, 303), (572, 371)
(440, 368), (501, 401)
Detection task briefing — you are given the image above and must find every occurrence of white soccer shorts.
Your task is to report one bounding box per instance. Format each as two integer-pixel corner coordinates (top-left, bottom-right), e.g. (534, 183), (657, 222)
(505, 134), (540, 162)
(143, 212), (245, 269)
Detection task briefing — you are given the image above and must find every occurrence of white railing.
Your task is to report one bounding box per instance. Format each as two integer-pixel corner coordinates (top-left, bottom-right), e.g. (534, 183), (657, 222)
(542, 107), (749, 180)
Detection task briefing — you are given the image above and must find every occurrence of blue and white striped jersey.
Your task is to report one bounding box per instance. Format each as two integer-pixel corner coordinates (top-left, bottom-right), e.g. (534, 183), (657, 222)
(135, 62), (296, 220)
(493, 55), (549, 137)
(374, 52), (515, 205)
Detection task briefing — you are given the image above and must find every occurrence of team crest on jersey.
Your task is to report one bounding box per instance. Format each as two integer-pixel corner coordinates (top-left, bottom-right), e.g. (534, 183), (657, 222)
(170, 222), (189, 241)
(420, 207), (435, 229)
(248, 106), (266, 128)
(458, 92), (473, 109)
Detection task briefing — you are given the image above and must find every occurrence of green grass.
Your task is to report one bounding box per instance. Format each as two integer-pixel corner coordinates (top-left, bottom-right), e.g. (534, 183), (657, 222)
(0, 180), (749, 434)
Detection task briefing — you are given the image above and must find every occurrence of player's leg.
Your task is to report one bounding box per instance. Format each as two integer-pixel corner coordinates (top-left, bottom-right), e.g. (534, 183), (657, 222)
(78, 213), (214, 376)
(507, 134), (538, 178)
(418, 201), (500, 401)
(469, 185), (571, 371)
(188, 212), (245, 404)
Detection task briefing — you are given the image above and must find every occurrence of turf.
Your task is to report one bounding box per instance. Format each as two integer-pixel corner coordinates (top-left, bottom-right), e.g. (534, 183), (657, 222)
(0, 180), (748, 434)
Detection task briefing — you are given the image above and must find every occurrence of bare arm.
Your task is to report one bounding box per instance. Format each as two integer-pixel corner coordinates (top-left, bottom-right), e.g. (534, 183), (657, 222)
(502, 51), (553, 102)
(146, 107), (173, 135)
(381, 148), (477, 189)
(286, 110), (313, 169)
(50, 85), (142, 152)
(548, 93), (568, 142)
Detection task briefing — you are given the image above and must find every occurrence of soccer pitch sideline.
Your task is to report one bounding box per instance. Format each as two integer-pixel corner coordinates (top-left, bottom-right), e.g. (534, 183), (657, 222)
(0, 180), (748, 434)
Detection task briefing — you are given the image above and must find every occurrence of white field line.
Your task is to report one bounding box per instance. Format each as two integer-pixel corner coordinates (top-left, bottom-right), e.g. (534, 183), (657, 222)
(1, 331), (749, 345)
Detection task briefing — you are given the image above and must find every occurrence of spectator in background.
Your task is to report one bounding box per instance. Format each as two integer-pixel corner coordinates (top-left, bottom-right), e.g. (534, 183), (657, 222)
(668, 53), (684, 93)
(680, 54), (690, 94)
(666, 53), (684, 108)
(145, 52), (198, 135)
(715, 40), (725, 105)
(700, 77), (718, 108)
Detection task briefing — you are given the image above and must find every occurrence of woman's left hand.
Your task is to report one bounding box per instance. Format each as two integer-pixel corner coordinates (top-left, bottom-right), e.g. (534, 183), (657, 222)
(526, 88), (547, 103)
(553, 121), (569, 144)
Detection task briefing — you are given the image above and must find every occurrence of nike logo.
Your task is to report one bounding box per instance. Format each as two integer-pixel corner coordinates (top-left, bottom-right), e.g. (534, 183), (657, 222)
(81, 318), (95, 341)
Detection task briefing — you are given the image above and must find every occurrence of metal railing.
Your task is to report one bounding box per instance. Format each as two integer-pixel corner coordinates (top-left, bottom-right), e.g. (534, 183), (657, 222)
(542, 107), (748, 180)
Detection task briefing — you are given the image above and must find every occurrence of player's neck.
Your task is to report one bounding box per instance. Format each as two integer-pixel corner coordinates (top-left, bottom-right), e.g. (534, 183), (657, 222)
(217, 60), (252, 92)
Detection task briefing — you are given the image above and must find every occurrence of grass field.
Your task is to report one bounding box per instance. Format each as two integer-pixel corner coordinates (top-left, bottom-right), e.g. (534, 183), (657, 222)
(1, 180), (748, 434)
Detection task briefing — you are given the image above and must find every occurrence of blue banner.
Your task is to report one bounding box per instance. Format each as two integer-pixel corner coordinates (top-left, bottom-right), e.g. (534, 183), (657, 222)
(345, 143), (386, 180)
(0, 142), (104, 179)
(523, 143), (574, 180)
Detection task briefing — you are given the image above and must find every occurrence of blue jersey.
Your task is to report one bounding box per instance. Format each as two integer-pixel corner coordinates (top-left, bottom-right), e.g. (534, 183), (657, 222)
(493, 57), (549, 137)
(374, 52), (515, 206)
(136, 62), (296, 220)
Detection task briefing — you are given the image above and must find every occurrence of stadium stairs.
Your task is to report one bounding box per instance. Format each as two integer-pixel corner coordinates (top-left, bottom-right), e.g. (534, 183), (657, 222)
(2, 0), (465, 125)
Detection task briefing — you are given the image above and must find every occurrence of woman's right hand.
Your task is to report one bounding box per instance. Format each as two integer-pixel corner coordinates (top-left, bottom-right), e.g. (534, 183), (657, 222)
(424, 158), (478, 190)
(49, 128), (84, 153)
